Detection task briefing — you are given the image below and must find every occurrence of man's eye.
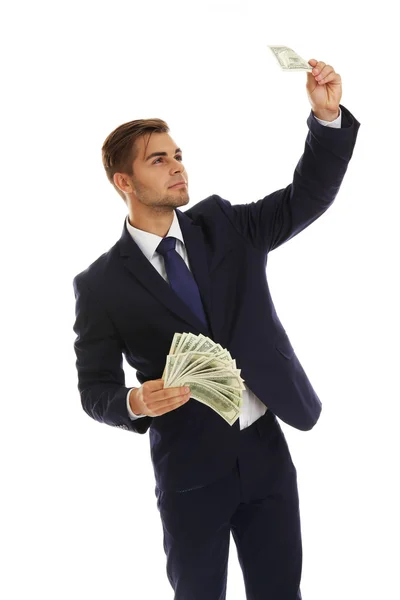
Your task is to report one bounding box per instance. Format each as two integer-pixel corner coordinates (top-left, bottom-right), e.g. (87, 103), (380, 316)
(153, 156), (183, 164)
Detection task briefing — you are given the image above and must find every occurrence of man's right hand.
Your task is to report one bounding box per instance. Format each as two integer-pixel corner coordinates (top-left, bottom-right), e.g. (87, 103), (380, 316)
(129, 379), (191, 417)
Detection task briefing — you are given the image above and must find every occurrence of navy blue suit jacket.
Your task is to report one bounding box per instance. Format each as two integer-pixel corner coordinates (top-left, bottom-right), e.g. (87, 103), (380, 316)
(72, 104), (360, 491)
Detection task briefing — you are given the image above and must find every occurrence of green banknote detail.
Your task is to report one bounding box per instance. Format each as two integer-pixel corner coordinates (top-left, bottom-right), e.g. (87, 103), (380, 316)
(179, 379), (240, 426)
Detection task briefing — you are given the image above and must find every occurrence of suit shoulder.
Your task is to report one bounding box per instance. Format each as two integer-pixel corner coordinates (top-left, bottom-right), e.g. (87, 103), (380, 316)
(72, 241), (118, 292)
(182, 194), (230, 220)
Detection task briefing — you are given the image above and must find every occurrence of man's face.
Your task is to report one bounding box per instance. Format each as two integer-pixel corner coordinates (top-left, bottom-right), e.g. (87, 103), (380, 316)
(124, 132), (189, 210)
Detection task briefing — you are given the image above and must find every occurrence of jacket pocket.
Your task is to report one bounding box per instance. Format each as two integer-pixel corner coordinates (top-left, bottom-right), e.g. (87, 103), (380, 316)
(275, 335), (295, 360)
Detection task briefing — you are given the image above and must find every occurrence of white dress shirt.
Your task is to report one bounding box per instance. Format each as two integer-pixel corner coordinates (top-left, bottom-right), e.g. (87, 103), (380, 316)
(126, 108), (342, 430)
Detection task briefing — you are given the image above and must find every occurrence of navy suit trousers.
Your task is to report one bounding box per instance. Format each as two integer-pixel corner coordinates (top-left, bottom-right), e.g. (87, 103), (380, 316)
(155, 410), (303, 600)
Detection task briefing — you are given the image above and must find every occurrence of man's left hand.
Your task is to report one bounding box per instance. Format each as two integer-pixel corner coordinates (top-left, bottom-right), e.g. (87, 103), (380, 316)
(306, 58), (342, 121)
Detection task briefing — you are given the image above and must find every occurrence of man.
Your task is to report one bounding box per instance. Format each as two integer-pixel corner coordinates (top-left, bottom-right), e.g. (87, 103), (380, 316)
(72, 58), (360, 599)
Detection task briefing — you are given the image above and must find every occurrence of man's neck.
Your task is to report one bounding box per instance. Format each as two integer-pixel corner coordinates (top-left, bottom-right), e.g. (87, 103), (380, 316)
(128, 210), (174, 237)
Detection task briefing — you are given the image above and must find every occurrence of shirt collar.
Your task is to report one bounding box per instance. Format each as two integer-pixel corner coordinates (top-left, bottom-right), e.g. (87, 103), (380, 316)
(125, 210), (184, 261)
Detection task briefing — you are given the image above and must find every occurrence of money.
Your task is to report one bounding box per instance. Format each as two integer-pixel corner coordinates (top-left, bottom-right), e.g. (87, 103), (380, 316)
(268, 45), (313, 72)
(162, 332), (245, 426)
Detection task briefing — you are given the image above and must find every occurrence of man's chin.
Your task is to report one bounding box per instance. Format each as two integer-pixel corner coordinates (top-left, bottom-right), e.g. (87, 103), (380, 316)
(168, 194), (189, 207)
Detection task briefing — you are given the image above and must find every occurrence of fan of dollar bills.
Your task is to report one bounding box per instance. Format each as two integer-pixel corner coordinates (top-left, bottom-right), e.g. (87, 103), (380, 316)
(162, 332), (246, 426)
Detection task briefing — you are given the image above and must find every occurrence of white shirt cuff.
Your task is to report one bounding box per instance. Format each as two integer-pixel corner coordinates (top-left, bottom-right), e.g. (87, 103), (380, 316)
(313, 106), (342, 128)
(126, 388), (146, 419)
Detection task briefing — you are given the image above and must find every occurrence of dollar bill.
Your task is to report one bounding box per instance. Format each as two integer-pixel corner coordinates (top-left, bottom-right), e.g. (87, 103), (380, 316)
(175, 374), (244, 407)
(268, 45), (313, 72)
(197, 380), (243, 408)
(165, 332), (199, 382)
(166, 333), (200, 382)
(183, 371), (245, 390)
(166, 352), (228, 387)
(174, 378), (241, 426)
(167, 332), (228, 384)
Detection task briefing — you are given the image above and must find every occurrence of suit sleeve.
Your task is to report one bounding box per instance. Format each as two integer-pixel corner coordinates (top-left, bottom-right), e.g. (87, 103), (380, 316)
(216, 103), (360, 254)
(72, 275), (152, 434)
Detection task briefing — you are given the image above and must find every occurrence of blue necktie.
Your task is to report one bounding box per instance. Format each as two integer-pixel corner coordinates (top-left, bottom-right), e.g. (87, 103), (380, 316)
(156, 236), (208, 328)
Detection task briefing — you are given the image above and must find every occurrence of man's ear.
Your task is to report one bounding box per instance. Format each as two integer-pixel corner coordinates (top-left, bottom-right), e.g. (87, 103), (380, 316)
(114, 172), (132, 194)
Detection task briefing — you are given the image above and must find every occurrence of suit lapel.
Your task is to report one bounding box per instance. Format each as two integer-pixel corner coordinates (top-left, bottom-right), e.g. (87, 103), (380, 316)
(118, 207), (237, 339)
(118, 210), (213, 335)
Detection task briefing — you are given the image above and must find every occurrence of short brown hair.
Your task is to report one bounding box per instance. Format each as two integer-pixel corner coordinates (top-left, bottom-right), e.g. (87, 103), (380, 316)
(101, 118), (169, 201)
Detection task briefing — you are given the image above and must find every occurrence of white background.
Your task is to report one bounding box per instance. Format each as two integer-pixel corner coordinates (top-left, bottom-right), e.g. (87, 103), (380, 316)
(2, 0), (399, 598)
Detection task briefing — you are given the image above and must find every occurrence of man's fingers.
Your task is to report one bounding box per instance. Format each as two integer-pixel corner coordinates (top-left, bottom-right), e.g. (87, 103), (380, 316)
(144, 378), (165, 392)
(311, 60), (326, 75)
(315, 64), (333, 80)
(148, 384), (189, 402)
(148, 390), (191, 414)
(161, 386), (190, 399)
(317, 72), (339, 85)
